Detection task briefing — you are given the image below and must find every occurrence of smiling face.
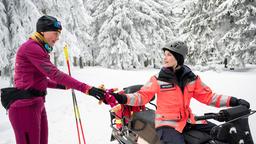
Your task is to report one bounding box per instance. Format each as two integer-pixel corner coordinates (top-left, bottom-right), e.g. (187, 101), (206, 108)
(41, 31), (60, 47)
(163, 50), (178, 69)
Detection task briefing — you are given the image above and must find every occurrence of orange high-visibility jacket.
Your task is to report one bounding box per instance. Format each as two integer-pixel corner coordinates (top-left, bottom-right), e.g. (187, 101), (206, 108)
(125, 69), (231, 133)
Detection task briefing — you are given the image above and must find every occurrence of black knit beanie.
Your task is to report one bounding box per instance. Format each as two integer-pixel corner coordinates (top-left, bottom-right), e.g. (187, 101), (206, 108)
(36, 15), (62, 32)
(170, 51), (184, 66)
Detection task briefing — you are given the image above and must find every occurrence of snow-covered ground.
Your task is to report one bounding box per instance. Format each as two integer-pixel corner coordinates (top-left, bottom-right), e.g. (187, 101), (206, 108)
(1, 66), (256, 144)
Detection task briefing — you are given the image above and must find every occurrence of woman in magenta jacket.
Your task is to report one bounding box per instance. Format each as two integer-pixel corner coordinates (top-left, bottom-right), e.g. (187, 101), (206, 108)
(9, 15), (104, 144)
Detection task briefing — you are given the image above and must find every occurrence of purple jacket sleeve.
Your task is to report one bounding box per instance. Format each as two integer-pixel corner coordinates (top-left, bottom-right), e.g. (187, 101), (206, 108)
(47, 79), (58, 88)
(25, 43), (91, 93)
(47, 79), (67, 89)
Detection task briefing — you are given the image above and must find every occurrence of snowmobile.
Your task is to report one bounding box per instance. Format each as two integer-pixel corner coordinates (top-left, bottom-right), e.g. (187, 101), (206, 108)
(108, 85), (256, 144)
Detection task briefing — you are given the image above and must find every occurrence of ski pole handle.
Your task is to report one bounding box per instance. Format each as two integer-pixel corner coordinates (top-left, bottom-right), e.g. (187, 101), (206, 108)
(63, 44), (72, 76)
(63, 44), (69, 61)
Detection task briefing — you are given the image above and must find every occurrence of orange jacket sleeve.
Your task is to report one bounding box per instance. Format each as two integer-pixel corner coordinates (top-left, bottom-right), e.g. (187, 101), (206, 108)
(126, 76), (158, 106)
(192, 76), (231, 108)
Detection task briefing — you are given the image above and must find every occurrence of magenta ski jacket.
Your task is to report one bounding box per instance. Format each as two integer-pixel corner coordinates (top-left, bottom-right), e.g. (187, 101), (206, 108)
(14, 39), (91, 93)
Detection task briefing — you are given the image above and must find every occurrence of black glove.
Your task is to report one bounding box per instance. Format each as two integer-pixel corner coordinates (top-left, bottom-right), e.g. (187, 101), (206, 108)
(230, 97), (250, 108)
(88, 87), (106, 100)
(237, 99), (250, 108)
(110, 92), (127, 104)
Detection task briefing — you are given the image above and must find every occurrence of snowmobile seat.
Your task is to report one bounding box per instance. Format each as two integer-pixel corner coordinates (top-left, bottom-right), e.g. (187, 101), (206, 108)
(183, 130), (211, 144)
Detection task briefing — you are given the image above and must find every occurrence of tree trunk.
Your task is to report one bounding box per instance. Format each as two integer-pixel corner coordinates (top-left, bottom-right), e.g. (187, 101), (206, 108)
(73, 56), (77, 66)
(79, 56), (84, 69)
(54, 52), (58, 67)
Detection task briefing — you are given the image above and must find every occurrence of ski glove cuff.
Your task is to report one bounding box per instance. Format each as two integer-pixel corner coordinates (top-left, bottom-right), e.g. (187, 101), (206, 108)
(88, 87), (106, 100)
(56, 84), (66, 89)
(229, 97), (250, 108)
(110, 92), (127, 104)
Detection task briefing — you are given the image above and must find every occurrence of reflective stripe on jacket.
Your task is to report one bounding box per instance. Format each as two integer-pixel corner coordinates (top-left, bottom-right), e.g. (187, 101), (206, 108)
(126, 71), (231, 133)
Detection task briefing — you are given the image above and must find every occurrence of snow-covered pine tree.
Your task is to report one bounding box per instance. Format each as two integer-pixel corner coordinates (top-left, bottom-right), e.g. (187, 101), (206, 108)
(215, 0), (256, 68)
(0, 0), (10, 76)
(0, 0), (40, 81)
(0, 0), (93, 83)
(88, 0), (175, 69)
(177, 0), (223, 67)
(179, 0), (256, 68)
(31, 0), (93, 66)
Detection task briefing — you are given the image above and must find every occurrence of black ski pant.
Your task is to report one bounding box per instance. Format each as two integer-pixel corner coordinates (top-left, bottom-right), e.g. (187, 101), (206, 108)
(156, 121), (216, 144)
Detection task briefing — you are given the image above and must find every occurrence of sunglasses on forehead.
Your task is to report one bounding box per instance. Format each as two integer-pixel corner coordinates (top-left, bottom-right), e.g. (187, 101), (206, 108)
(54, 21), (62, 29)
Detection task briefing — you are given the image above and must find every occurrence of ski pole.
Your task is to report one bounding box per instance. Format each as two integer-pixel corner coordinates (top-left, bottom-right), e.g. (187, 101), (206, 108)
(64, 44), (86, 144)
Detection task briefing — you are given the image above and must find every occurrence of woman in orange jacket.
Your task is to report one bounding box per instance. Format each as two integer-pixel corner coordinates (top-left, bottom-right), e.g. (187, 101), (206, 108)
(111, 41), (250, 144)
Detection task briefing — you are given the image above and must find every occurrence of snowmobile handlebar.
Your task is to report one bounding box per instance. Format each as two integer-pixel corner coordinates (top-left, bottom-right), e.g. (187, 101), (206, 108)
(194, 113), (219, 121)
(194, 105), (254, 122)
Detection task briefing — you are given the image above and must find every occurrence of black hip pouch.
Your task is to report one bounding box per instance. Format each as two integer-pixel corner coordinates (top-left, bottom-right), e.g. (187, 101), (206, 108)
(0, 87), (46, 110)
